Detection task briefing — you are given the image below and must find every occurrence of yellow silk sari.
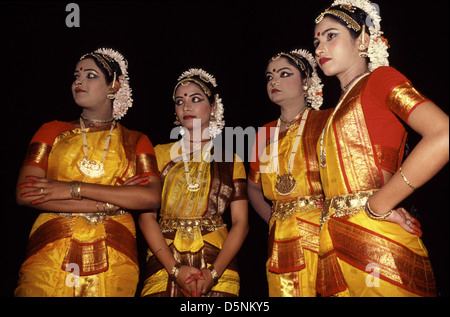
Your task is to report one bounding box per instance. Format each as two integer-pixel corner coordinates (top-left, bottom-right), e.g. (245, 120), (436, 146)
(15, 121), (156, 297)
(141, 142), (247, 297)
(250, 109), (331, 297)
(316, 74), (436, 297)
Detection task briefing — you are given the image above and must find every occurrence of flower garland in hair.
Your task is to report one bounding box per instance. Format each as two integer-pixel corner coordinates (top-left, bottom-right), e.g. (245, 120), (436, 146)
(177, 68), (225, 139)
(178, 68), (218, 87)
(290, 49), (324, 110)
(94, 48), (133, 120)
(331, 0), (389, 71)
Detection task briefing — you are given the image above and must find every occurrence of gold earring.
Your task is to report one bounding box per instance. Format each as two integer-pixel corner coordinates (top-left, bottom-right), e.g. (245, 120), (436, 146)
(107, 89), (115, 100)
(174, 113), (180, 126)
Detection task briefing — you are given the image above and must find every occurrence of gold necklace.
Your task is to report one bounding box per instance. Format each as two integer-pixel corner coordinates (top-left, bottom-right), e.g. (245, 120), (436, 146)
(279, 108), (306, 129)
(180, 139), (212, 192)
(272, 108), (310, 196)
(77, 118), (116, 178)
(80, 113), (115, 127)
(319, 72), (370, 168)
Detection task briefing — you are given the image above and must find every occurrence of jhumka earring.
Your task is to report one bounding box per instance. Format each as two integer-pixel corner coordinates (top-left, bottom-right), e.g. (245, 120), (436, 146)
(303, 85), (309, 97)
(359, 25), (369, 58)
(174, 113), (180, 126)
(107, 72), (117, 100)
(107, 89), (116, 100)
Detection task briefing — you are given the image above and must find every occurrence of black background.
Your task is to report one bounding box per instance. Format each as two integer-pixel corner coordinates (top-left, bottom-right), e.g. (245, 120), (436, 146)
(1, 0), (448, 298)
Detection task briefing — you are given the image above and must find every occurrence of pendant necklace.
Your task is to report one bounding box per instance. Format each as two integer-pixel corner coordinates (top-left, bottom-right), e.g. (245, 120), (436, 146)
(273, 108), (309, 196)
(77, 117), (116, 179)
(319, 72), (370, 168)
(180, 138), (212, 192)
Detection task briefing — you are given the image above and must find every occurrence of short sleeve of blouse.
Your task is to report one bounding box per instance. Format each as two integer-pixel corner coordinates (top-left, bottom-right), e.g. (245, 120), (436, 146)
(365, 66), (428, 122)
(136, 134), (159, 178)
(23, 120), (74, 171)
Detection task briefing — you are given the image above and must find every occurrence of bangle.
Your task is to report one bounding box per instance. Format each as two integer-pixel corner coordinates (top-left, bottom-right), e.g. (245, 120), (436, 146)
(170, 262), (182, 282)
(365, 201), (393, 220)
(208, 265), (219, 285)
(70, 181), (82, 200)
(154, 247), (170, 256)
(399, 167), (416, 191)
(103, 202), (118, 216)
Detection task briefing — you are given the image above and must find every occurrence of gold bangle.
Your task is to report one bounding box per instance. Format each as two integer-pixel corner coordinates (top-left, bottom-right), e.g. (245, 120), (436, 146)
(170, 262), (182, 282)
(208, 265), (219, 285)
(399, 167), (416, 191)
(365, 201), (393, 220)
(70, 181), (82, 200)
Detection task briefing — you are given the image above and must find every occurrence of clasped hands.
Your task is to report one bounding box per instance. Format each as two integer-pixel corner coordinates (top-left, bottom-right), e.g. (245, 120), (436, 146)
(176, 265), (214, 297)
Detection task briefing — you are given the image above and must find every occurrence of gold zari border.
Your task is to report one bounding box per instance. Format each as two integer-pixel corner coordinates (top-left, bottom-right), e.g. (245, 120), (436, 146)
(329, 217), (436, 297)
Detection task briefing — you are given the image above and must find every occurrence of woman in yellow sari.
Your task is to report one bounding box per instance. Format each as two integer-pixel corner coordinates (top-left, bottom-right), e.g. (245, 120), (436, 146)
(15, 48), (161, 297)
(248, 49), (331, 296)
(313, 0), (448, 296)
(140, 68), (249, 297)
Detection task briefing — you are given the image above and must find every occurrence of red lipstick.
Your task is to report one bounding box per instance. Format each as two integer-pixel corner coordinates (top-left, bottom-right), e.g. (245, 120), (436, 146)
(183, 115), (195, 120)
(271, 88), (281, 94)
(76, 88), (86, 93)
(319, 57), (331, 65)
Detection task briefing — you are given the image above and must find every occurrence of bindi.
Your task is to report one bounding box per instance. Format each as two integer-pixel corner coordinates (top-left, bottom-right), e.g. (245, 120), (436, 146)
(184, 93), (188, 97)
(317, 32), (320, 37)
(273, 68), (276, 72)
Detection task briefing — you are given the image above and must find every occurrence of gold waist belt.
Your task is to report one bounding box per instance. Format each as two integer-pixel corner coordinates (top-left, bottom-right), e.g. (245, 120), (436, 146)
(320, 190), (377, 227)
(272, 195), (323, 221)
(159, 215), (226, 234)
(52, 209), (128, 225)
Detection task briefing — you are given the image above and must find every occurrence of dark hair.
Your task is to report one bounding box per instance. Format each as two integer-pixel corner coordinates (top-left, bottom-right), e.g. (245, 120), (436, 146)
(267, 53), (313, 82)
(319, 5), (369, 40)
(174, 75), (217, 105)
(79, 53), (122, 84)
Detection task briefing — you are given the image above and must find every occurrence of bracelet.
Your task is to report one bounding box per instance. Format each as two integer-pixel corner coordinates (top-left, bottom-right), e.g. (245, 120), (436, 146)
(154, 247), (170, 257)
(399, 167), (416, 191)
(208, 265), (219, 285)
(69, 181), (82, 200)
(365, 201), (393, 220)
(103, 202), (118, 216)
(170, 262), (182, 282)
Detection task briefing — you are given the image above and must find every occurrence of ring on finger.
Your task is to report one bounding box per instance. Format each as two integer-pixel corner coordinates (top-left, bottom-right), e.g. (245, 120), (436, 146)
(40, 188), (44, 195)
(405, 219), (411, 226)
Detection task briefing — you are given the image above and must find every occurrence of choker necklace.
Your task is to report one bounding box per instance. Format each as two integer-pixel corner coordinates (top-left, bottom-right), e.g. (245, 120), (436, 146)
(77, 118), (116, 178)
(273, 108), (310, 196)
(180, 139), (212, 192)
(189, 138), (211, 151)
(81, 113), (115, 127)
(320, 72), (370, 168)
(279, 108), (306, 129)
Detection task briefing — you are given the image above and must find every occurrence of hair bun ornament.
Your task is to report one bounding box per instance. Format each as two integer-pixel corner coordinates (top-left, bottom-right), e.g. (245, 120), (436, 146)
(94, 48), (133, 120)
(290, 49), (324, 110)
(330, 0), (389, 71)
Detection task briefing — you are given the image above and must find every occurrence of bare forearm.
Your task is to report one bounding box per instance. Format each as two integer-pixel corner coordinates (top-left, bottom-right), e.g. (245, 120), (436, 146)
(212, 217), (249, 276)
(247, 180), (271, 224)
(370, 102), (449, 214)
(80, 181), (161, 210)
(139, 213), (176, 272)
